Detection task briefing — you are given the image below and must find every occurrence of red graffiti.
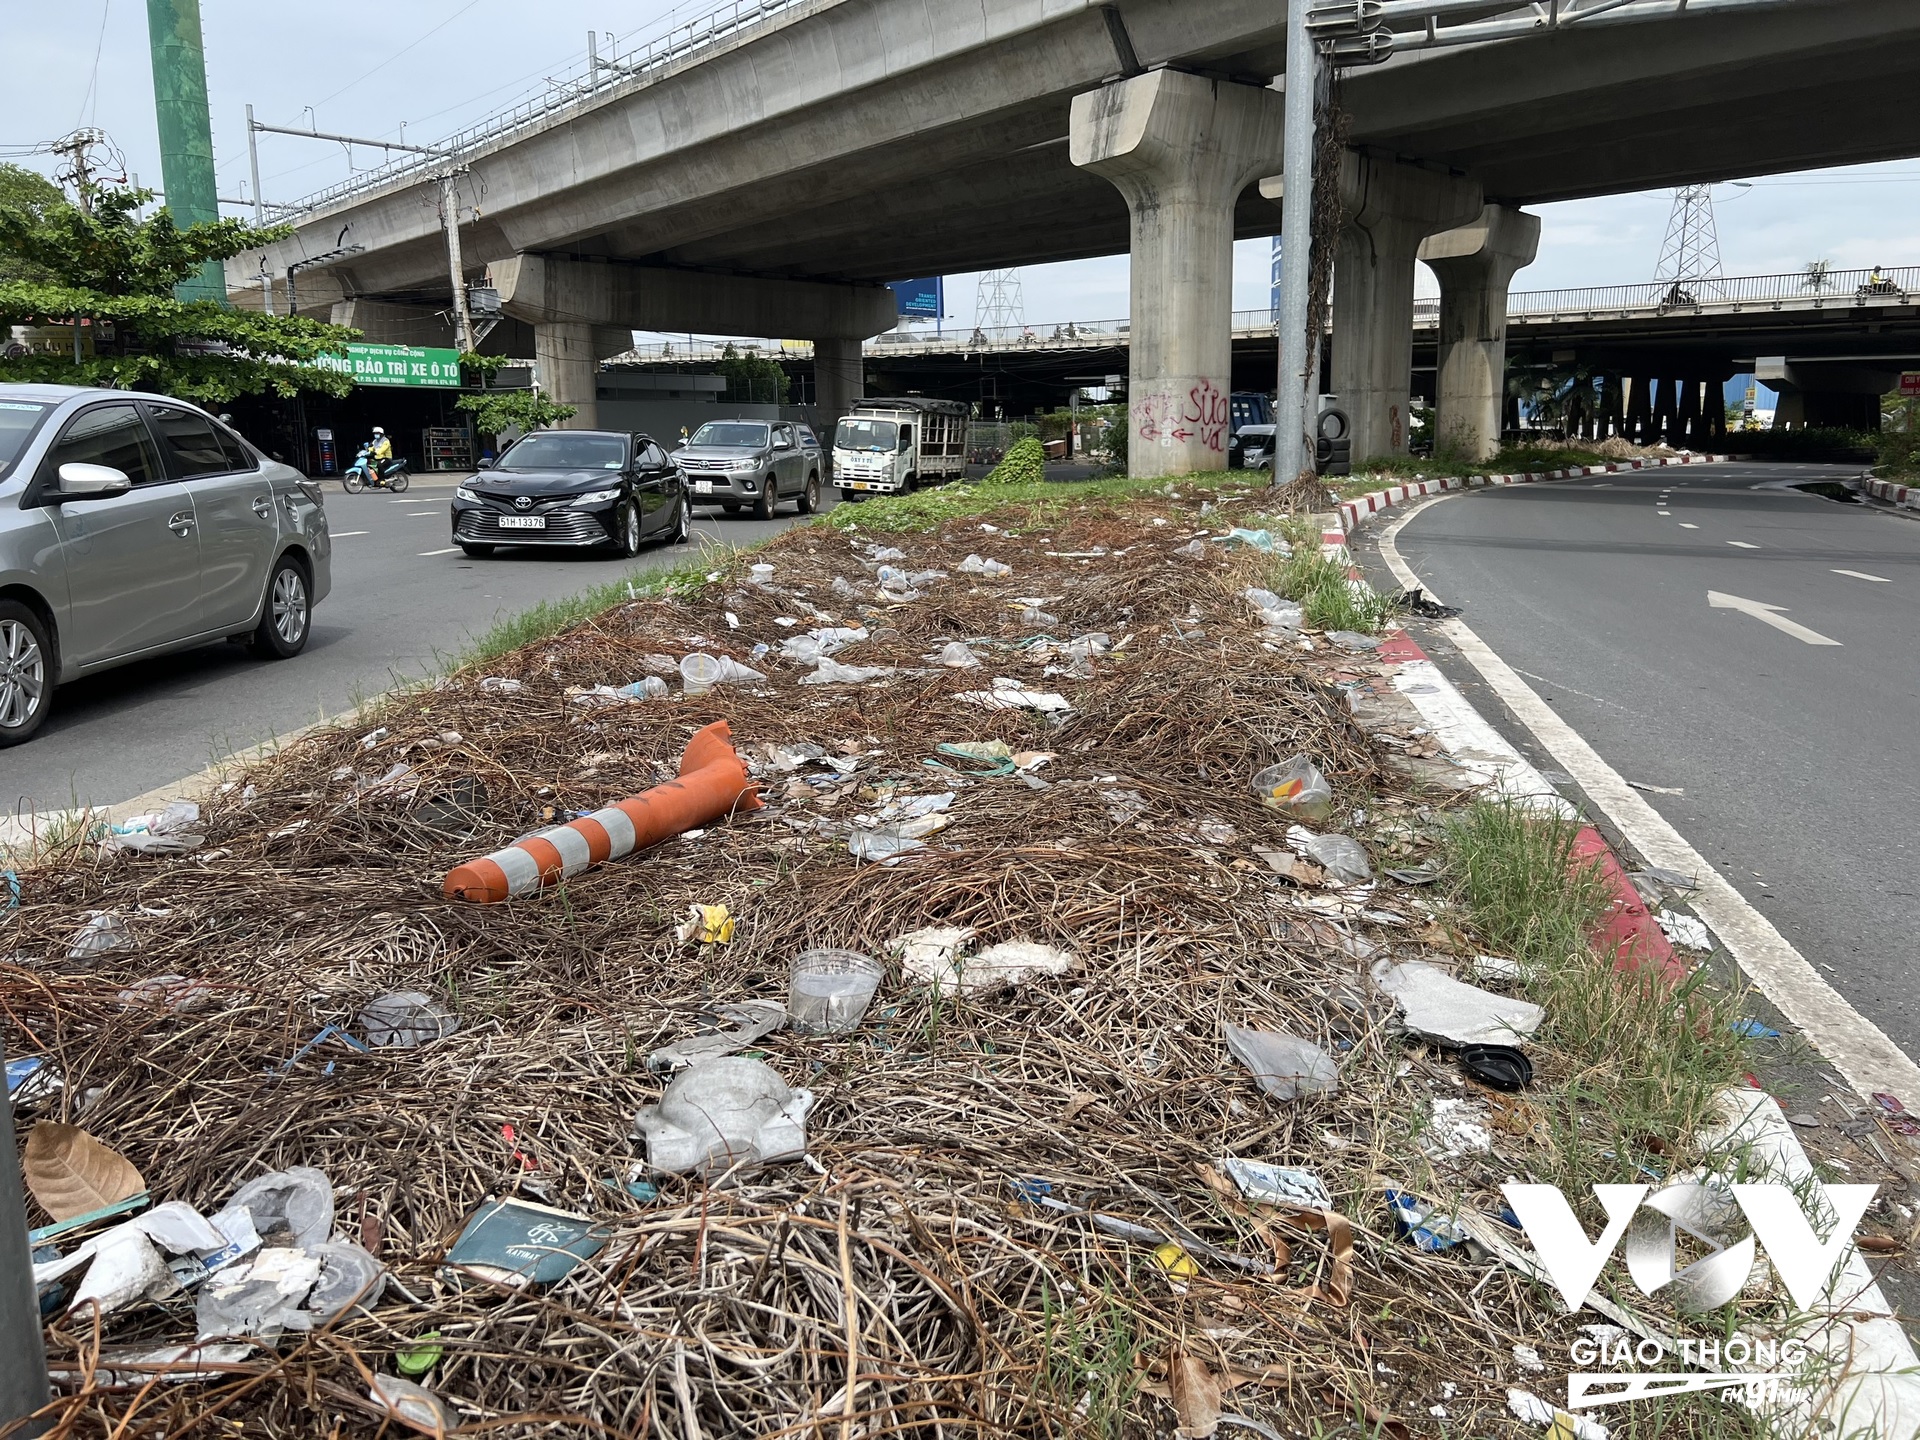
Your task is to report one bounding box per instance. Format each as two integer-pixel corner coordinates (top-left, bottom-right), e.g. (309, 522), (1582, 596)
(1182, 379), (1230, 453)
(1132, 390), (1175, 443)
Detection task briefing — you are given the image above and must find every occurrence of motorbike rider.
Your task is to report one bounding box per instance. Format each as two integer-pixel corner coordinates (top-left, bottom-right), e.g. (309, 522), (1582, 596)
(366, 427), (394, 483)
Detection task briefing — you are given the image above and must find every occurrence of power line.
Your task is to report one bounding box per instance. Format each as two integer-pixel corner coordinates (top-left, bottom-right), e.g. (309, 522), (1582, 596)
(291, 0), (487, 119)
(76, 0), (112, 129)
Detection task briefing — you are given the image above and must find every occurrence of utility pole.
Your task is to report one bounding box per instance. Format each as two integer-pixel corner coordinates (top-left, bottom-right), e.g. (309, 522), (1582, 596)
(246, 103), (265, 225)
(1272, 2), (1321, 485)
(441, 170), (475, 354)
(50, 131), (98, 215)
(1, 1038), (52, 1437)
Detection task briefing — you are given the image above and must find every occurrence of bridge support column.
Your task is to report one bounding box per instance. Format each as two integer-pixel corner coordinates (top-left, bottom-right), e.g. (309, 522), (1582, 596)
(535, 323), (601, 431)
(1070, 70), (1284, 478)
(813, 338), (864, 449)
(1334, 155), (1484, 464)
(1419, 204), (1539, 462)
(1625, 377), (1650, 444)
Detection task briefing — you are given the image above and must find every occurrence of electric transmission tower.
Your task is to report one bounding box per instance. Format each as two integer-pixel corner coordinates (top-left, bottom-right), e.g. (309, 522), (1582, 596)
(1655, 185), (1723, 293)
(974, 269), (1025, 332)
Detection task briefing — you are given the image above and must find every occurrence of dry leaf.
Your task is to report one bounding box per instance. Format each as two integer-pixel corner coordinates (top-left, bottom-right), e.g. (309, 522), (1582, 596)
(24, 1123), (145, 1221)
(1166, 1347), (1223, 1438)
(1059, 1092), (1098, 1124)
(1856, 1233), (1903, 1254)
(1252, 848), (1327, 886)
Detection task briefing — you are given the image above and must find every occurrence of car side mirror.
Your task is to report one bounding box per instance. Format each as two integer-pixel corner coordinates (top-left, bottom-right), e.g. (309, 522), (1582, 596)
(475, 458), (494, 469)
(57, 462), (132, 499)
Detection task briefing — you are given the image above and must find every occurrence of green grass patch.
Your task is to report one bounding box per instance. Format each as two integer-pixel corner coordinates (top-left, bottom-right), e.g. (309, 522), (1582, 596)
(1267, 541), (1399, 632)
(453, 552), (715, 669)
(984, 435), (1047, 485)
(825, 470), (1249, 535)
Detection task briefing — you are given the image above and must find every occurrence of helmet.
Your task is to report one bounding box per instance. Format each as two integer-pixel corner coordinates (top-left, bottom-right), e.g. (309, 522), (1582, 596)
(372, 426), (385, 435)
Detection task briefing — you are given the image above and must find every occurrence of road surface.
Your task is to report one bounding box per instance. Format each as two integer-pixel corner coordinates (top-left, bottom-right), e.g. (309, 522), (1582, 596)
(1368, 461), (1920, 1056)
(0, 475), (822, 817)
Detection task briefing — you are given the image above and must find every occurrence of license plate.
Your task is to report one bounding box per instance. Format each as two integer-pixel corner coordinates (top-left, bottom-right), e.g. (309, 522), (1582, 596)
(852, 481), (871, 491)
(497, 515), (546, 530)
(694, 480), (714, 494)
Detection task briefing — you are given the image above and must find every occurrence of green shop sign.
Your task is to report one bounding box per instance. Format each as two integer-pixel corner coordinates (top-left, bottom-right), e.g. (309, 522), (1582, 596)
(321, 343), (463, 389)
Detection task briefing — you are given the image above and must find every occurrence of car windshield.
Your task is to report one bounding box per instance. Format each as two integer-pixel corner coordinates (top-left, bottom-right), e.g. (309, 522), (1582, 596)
(497, 433), (626, 470)
(689, 422), (769, 448)
(0, 401), (51, 479)
(836, 418), (898, 452)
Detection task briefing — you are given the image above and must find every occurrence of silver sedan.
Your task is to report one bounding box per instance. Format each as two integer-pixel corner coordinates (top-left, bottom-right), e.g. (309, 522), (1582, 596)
(0, 384), (332, 745)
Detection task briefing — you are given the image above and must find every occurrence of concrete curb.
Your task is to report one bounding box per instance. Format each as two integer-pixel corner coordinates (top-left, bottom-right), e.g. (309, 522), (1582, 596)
(1859, 475), (1920, 513)
(1336, 452), (1734, 535)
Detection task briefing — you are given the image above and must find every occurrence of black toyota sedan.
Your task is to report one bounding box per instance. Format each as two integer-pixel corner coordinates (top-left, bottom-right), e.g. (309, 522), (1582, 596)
(450, 429), (690, 557)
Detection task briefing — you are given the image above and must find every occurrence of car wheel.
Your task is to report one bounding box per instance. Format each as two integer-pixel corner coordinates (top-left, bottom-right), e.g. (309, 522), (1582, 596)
(797, 472), (821, 515)
(753, 479), (776, 520)
(458, 543), (494, 558)
(249, 554), (312, 660)
(665, 494), (690, 546)
(0, 601), (53, 747)
(615, 500), (642, 557)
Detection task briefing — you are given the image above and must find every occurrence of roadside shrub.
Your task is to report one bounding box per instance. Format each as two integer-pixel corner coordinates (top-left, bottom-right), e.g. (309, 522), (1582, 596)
(985, 436), (1046, 486)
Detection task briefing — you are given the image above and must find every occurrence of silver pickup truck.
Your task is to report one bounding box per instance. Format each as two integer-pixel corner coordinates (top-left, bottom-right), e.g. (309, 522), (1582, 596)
(673, 418), (824, 518)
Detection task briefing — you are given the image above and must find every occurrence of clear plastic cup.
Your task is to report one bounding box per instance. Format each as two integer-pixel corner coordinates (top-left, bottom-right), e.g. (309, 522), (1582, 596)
(749, 563), (775, 584)
(680, 654), (721, 695)
(787, 949), (882, 1035)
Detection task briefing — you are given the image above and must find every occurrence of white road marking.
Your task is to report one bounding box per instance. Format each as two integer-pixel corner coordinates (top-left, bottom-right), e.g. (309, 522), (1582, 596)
(1679, 523), (1699, 529)
(407, 511), (436, 517)
(418, 547), (462, 557)
(1727, 540), (1761, 549)
(1376, 496), (1920, 1103)
(1707, 590), (1842, 646)
(1658, 510), (1671, 515)
(1833, 568), (1891, 583)
(331, 530), (370, 537)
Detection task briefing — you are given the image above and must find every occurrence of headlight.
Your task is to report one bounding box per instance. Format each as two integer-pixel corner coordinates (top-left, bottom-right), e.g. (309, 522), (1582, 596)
(455, 486), (479, 503)
(572, 487), (622, 506)
(729, 458), (760, 472)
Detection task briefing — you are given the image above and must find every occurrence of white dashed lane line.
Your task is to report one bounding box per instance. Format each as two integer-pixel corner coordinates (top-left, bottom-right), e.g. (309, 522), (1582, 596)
(1833, 569), (1892, 583)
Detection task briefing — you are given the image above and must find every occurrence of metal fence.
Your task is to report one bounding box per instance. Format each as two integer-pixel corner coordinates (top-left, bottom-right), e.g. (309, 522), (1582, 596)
(274, 0), (822, 218)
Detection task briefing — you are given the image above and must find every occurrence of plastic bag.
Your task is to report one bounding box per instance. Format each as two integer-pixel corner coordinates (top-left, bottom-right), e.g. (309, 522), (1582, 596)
(478, 677), (523, 694)
(68, 912), (134, 961)
(1223, 1023), (1339, 1100)
(1251, 755), (1333, 820)
(105, 801), (204, 855)
(1303, 833), (1372, 885)
(357, 991), (460, 1048)
(959, 554), (1012, 578)
(929, 641), (981, 669)
(801, 658), (895, 686)
(227, 1167), (334, 1248)
(1244, 588), (1304, 633)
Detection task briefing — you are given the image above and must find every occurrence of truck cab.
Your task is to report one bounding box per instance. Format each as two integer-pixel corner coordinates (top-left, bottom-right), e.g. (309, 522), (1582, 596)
(832, 398), (969, 498)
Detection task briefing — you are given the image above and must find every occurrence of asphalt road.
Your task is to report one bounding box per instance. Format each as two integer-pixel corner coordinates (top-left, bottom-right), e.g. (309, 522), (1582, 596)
(0, 475), (822, 816)
(1374, 461), (1920, 1056)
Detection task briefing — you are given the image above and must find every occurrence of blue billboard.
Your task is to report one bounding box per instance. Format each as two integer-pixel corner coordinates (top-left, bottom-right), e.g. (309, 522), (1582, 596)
(889, 277), (944, 319)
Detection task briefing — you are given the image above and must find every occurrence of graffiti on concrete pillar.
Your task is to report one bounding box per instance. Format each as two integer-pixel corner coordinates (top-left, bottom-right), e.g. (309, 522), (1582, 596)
(1389, 403), (1403, 451)
(1132, 390), (1176, 445)
(1183, 379), (1229, 452)
(1134, 380), (1229, 450)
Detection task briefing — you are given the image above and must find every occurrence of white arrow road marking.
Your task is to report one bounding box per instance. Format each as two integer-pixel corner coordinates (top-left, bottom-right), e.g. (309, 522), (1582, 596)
(1707, 590), (1842, 646)
(1832, 569), (1891, 583)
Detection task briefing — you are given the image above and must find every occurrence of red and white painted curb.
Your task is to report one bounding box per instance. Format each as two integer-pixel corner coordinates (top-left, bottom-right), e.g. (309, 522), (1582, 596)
(1337, 453), (1734, 534)
(1860, 476), (1920, 512)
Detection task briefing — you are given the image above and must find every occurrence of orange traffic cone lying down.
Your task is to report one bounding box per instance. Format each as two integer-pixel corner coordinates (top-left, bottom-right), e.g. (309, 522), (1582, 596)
(443, 720), (763, 904)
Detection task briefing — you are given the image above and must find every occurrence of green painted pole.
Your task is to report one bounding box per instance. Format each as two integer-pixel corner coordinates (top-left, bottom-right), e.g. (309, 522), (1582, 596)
(145, 0), (226, 304)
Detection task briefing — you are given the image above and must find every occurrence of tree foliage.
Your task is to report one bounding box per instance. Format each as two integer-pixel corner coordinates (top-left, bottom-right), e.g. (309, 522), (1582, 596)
(714, 343), (790, 405)
(455, 388), (578, 439)
(0, 177), (360, 403)
(0, 165), (63, 284)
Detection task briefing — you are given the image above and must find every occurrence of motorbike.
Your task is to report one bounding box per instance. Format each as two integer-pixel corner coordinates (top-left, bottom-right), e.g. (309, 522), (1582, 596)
(342, 444), (410, 494)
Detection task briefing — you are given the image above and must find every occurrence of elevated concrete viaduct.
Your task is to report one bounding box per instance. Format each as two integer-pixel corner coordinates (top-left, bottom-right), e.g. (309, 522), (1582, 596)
(237, 0), (1920, 469)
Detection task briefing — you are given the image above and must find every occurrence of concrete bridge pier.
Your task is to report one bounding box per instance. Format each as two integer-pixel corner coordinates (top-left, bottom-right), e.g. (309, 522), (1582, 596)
(1070, 69), (1284, 478)
(1334, 155), (1483, 463)
(1418, 204), (1540, 461)
(813, 339), (864, 447)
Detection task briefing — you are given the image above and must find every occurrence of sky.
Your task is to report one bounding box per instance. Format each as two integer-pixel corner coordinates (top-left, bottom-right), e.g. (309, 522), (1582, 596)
(9, 0), (1920, 336)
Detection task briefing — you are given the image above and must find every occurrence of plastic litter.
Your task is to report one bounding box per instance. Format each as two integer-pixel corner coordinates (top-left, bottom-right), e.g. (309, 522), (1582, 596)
(1218, 1157), (1332, 1211)
(53, 1342), (255, 1389)
(801, 658), (897, 685)
(395, 1332), (446, 1378)
(1385, 1188), (1472, 1251)
(68, 912), (134, 962)
(1731, 1018), (1781, 1039)
(1468, 955), (1529, 985)
(303, 1241), (386, 1321)
(1396, 587), (1462, 619)
(357, 991), (459, 1049)
(1243, 588), (1304, 632)
(227, 1167), (334, 1248)
(1325, 630), (1382, 652)
(957, 681), (1072, 714)
(676, 903), (735, 944)
(194, 1245), (325, 1340)
(1459, 1044), (1533, 1090)
(631, 1057), (814, 1179)
(959, 554), (1012, 577)
(679, 653), (765, 695)
(787, 949), (883, 1034)
(1225, 528), (1278, 553)
(648, 1000), (786, 1070)
(567, 678), (668, 705)
(103, 801), (204, 855)
(1656, 908), (1713, 951)
(748, 562), (775, 584)
(1874, 1093), (1920, 1136)
(369, 1375), (462, 1435)
(1223, 1024), (1339, 1100)
(1250, 756), (1333, 820)
(867, 545), (906, 563)
(443, 1196), (608, 1289)
(7, 1055), (61, 1107)
(1508, 1389), (1609, 1440)
(847, 811), (950, 862)
(478, 677), (523, 694)
(893, 929), (1072, 994)
(929, 640), (983, 668)
(1017, 605), (1058, 628)
(116, 975), (220, 1014)
(1425, 1097), (1494, 1157)
(1370, 958), (1544, 1047)
(1173, 537), (1210, 559)
(1302, 833), (1372, 886)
